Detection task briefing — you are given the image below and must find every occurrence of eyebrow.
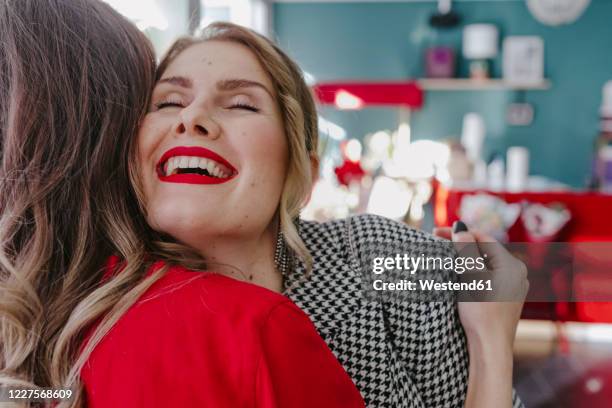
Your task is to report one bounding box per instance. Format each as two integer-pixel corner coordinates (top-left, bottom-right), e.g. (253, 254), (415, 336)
(217, 79), (273, 98)
(156, 76), (273, 98)
(157, 76), (192, 88)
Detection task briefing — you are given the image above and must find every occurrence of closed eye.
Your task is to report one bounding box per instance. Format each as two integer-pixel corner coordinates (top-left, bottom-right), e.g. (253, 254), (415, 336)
(154, 100), (184, 110)
(229, 103), (259, 112)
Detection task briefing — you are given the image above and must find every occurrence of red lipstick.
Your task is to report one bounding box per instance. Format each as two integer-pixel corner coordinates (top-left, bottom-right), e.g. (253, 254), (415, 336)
(156, 146), (237, 185)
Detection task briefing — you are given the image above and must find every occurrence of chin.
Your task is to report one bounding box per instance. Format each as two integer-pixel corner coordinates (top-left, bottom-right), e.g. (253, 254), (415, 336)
(148, 199), (216, 235)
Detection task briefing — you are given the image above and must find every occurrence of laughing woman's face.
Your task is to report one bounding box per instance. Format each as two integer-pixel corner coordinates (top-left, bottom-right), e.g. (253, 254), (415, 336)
(137, 40), (288, 248)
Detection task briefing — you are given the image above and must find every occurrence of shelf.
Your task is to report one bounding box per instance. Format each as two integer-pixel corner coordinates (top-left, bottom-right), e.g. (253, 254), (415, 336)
(418, 78), (551, 91)
(313, 81), (423, 109)
(312, 79), (551, 110)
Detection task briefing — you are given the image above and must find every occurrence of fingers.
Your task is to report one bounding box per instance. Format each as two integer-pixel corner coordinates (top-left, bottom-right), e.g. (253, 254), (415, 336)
(435, 223), (485, 273)
(471, 230), (496, 243)
(450, 230), (485, 276)
(441, 222), (528, 302)
(432, 227), (452, 240)
(451, 228), (477, 252)
(472, 230), (520, 273)
(471, 231), (529, 301)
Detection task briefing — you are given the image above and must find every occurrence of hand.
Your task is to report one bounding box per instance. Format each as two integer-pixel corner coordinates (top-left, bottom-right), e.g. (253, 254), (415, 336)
(433, 223), (528, 350)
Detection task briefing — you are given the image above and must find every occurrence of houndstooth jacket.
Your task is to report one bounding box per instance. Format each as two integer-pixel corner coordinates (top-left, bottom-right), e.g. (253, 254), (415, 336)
(283, 214), (523, 408)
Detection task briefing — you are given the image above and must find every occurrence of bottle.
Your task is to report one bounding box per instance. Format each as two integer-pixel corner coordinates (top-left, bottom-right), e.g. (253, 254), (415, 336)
(487, 152), (505, 191)
(506, 146), (529, 192)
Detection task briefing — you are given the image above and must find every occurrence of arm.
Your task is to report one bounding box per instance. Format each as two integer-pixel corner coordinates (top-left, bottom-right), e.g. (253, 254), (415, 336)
(348, 214), (524, 407)
(464, 326), (514, 408)
(435, 226), (527, 408)
(255, 300), (365, 408)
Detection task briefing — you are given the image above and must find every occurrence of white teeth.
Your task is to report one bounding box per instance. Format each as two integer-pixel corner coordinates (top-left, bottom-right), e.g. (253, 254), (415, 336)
(197, 158), (206, 170)
(165, 158), (175, 176)
(163, 155), (233, 178)
(206, 160), (215, 175)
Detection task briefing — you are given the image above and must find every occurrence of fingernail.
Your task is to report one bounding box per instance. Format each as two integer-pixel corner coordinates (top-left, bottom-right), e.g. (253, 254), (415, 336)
(452, 220), (468, 233)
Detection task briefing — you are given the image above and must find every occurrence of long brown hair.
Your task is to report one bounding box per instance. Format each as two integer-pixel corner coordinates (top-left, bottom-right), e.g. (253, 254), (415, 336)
(152, 22), (320, 271)
(0, 0), (162, 405)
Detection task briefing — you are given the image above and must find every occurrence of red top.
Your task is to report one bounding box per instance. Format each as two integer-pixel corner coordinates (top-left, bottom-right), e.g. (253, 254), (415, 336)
(80, 260), (364, 408)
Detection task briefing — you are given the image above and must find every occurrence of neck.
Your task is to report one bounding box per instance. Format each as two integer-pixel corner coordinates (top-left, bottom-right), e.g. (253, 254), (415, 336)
(193, 226), (283, 293)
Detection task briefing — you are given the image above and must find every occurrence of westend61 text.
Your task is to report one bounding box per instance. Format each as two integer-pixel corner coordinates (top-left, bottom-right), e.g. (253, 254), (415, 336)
(372, 279), (493, 291)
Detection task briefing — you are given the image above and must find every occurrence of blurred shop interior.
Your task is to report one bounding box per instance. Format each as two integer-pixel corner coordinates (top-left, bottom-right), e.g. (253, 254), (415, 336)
(104, 0), (612, 406)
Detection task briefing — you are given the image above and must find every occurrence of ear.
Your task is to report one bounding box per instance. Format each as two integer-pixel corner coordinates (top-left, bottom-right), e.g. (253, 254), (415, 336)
(309, 153), (320, 185)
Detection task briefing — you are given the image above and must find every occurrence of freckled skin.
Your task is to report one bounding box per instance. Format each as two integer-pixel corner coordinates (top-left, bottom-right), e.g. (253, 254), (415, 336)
(137, 41), (289, 250)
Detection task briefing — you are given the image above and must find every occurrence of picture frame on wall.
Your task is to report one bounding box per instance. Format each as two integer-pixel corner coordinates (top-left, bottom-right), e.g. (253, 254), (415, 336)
(502, 36), (544, 85)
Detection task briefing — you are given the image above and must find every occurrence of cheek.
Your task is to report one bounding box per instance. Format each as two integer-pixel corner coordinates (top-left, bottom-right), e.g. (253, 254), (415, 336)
(242, 126), (288, 190)
(137, 118), (157, 164)
(137, 117), (168, 181)
(229, 124), (287, 228)
(135, 117), (171, 224)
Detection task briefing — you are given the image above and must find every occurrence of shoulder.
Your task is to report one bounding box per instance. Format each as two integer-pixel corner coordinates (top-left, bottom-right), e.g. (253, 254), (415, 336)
(255, 300), (366, 408)
(96, 261), (296, 340)
(83, 263), (313, 407)
(85, 263), (298, 368)
(302, 213), (445, 243)
(300, 214), (450, 259)
(299, 216), (348, 247)
(346, 213), (445, 245)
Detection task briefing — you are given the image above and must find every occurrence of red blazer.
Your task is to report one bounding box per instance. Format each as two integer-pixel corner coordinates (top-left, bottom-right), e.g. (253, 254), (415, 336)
(80, 260), (364, 407)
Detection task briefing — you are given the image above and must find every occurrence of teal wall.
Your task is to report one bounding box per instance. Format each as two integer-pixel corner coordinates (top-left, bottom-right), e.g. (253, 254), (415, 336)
(273, 0), (612, 188)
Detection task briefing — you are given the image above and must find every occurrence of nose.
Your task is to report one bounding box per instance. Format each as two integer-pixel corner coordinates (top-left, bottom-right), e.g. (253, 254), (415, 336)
(173, 105), (221, 140)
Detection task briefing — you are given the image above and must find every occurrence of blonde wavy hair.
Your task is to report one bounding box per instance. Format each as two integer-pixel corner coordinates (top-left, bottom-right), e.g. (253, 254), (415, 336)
(152, 21), (320, 273)
(1, 10), (319, 407)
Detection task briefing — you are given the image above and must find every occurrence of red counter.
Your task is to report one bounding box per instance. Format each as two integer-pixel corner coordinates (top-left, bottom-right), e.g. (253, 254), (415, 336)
(434, 184), (612, 322)
(434, 185), (612, 242)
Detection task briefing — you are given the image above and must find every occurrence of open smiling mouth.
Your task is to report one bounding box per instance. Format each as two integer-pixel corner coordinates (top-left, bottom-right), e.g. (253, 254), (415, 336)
(156, 146), (237, 185)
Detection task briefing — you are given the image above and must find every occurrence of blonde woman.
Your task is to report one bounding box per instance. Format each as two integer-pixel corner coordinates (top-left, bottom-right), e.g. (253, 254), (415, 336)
(132, 22), (528, 408)
(0, 1), (365, 407)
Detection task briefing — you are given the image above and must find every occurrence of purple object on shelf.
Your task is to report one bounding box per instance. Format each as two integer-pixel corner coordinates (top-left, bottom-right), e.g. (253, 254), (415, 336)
(425, 46), (455, 78)
(604, 159), (612, 188)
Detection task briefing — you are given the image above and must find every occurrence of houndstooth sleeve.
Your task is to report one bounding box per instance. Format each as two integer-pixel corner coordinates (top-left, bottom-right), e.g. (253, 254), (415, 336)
(347, 214), (524, 408)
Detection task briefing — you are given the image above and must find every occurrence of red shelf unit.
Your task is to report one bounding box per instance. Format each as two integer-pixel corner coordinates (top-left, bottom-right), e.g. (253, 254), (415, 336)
(313, 81), (424, 109)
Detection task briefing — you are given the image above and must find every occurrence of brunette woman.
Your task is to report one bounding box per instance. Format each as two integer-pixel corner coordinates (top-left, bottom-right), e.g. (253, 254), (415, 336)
(0, 1), (364, 407)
